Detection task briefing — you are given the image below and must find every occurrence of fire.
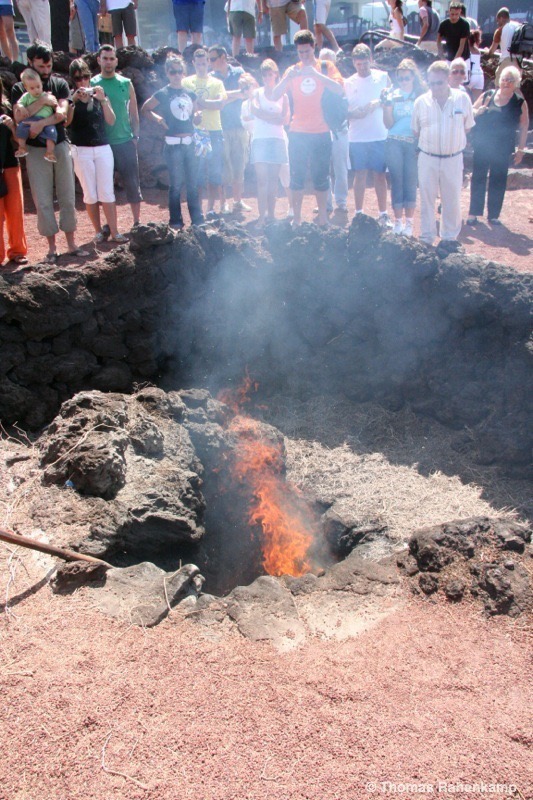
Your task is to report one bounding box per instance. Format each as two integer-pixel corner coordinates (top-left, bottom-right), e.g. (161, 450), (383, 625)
(219, 380), (317, 578)
(218, 369), (258, 415)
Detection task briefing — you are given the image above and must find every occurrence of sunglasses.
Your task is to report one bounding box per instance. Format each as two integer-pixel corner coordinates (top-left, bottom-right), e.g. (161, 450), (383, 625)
(397, 76), (412, 82)
(167, 68), (184, 75)
(428, 80), (445, 86)
(208, 56), (219, 62)
(451, 69), (465, 74)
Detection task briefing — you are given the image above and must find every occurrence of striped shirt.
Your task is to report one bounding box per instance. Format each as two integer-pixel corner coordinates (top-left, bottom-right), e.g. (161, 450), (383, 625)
(412, 88), (474, 155)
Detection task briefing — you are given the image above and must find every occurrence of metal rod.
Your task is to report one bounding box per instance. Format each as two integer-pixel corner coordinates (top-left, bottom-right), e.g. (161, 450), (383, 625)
(0, 527), (112, 568)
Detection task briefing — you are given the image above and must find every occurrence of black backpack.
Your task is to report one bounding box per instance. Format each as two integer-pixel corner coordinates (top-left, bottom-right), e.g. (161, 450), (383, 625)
(509, 22), (533, 58)
(320, 62), (348, 136)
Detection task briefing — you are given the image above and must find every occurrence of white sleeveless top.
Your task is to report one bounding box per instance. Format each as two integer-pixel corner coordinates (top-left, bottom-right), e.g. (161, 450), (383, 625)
(252, 88), (286, 140)
(389, 11), (403, 37)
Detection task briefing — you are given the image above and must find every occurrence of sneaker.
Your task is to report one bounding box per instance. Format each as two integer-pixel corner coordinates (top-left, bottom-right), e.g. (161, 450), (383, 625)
(206, 210), (217, 219)
(378, 213), (392, 229)
(392, 219), (404, 235)
(110, 233), (130, 242)
(94, 231), (107, 243)
(221, 201), (231, 215)
(403, 219), (414, 237)
(286, 208), (294, 220)
(488, 218), (502, 225)
(233, 200), (252, 212)
(466, 216), (477, 226)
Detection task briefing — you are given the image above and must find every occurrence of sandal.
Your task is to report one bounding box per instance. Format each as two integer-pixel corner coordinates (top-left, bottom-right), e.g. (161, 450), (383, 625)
(109, 233), (129, 243)
(44, 252), (58, 264)
(94, 231), (107, 243)
(44, 154), (57, 163)
(67, 248), (90, 257)
(14, 149), (28, 158)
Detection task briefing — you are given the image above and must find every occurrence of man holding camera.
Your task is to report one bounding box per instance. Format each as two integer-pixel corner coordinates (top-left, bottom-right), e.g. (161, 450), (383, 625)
(91, 44), (142, 227)
(344, 43), (392, 226)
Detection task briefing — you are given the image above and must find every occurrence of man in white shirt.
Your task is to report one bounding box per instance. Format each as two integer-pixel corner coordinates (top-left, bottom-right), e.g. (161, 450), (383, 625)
(487, 7), (521, 86)
(344, 43), (391, 227)
(412, 60), (474, 245)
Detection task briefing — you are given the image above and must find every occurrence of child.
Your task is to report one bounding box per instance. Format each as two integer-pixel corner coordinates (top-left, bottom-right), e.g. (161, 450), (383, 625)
(14, 68), (58, 163)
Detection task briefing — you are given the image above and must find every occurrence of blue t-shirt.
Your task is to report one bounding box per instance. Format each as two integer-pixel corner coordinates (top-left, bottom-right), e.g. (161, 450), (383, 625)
(212, 63), (244, 130)
(388, 90), (416, 138)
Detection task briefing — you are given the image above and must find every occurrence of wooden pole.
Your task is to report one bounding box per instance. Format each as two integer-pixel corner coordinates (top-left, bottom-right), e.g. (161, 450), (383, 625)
(0, 527), (112, 569)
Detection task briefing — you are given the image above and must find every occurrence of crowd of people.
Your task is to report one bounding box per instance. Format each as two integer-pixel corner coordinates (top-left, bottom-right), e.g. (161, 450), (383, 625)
(0, 3), (529, 267)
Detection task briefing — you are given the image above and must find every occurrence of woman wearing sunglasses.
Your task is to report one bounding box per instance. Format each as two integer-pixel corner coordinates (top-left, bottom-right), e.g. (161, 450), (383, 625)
(67, 59), (128, 244)
(383, 59), (425, 236)
(142, 56), (204, 230)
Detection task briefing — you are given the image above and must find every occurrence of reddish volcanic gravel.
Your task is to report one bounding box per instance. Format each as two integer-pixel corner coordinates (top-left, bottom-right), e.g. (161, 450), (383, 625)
(1, 589), (531, 800)
(11, 182), (533, 274)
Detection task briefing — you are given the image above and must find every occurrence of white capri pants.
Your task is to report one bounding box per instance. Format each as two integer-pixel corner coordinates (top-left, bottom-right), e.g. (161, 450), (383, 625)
(71, 144), (115, 205)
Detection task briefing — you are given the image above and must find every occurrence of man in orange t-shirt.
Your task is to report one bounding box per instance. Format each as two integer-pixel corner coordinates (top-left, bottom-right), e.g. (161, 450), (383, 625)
(272, 29), (344, 227)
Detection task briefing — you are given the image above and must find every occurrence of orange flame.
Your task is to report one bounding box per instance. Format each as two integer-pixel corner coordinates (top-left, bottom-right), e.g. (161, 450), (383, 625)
(225, 412), (316, 578)
(218, 369), (259, 415)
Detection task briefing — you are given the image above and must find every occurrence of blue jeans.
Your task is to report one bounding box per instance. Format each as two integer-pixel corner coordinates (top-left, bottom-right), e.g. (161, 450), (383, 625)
(165, 142), (203, 226)
(76, 0), (100, 53)
(385, 137), (418, 211)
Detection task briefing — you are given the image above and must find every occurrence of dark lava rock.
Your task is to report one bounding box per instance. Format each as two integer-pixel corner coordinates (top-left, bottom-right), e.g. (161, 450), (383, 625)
(419, 573), (439, 595)
(472, 561), (532, 618)
(444, 579), (465, 602)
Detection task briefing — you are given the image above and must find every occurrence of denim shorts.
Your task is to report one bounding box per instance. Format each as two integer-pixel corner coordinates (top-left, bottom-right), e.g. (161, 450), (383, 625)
(0, 4), (14, 15)
(349, 140), (387, 172)
(198, 130), (224, 186)
(172, 1), (205, 32)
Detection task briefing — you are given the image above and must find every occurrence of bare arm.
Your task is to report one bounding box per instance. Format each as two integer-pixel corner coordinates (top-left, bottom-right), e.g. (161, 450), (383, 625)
(487, 28), (501, 56)
(271, 68), (297, 101)
(14, 93), (54, 122)
(128, 82), (140, 138)
(514, 101), (529, 164)
(141, 94), (168, 130)
(417, 13), (428, 45)
(455, 36), (467, 58)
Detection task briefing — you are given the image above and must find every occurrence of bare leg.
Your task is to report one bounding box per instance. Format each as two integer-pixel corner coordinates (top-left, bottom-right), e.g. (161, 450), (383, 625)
(126, 35), (136, 46)
(296, 9), (308, 29)
(374, 171), (388, 214)
(65, 231), (78, 252)
(0, 20), (9, 60)
(177, 30), (188, 51)
(130, 201), (141, 226)
(101, 202), (119, 237)
(255, 163), (269, 220)
(315, 189), (329, 226)
(191, 31), (202, 44)
(46, 233), (57, 256)
(232, 34), (241, 57)
(267, 164), (280, 218)
(114, 33), (125, 48)
(244, 37), (254, 54)
(353, 169), (368, 211)
(233, 179), (243, 204)
(292, 189), (304, 225)
(85, 201), (102, 234)
(273, 34), (283, 51)
(322, 23), (340, 51)
(314, 24), (323, 51)
(1, 17), (19, 61)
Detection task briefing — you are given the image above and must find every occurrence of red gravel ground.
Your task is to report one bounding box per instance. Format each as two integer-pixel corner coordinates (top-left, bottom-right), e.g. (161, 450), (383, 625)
(12, 182), (533, 274)
(1, 182), (531, 799)
(1, 589), (531, 799)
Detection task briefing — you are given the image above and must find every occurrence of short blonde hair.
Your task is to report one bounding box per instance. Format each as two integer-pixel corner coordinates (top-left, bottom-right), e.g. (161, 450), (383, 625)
(260, 58), (278, 74)
(428, 60), (450, 77)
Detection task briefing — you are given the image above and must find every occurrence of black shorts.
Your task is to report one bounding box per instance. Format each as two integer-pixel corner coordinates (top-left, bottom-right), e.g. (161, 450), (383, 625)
(110, 139), (143, 204)
(111, 3), (137, 37)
